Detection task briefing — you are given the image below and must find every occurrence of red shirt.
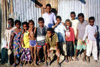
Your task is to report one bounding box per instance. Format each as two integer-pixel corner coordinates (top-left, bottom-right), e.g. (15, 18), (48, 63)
(65, 27), (75, 42)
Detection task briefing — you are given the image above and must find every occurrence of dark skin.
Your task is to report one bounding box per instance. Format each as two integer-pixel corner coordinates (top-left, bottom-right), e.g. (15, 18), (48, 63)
(75, 16), (86, 61)
(10, 22), (22, 65)
(83, 19), (97, 43)
(46, 6), (51, 14)
(22, 24), (28, 47)
(37, 21), (47, 64)
(28, 22), (37, 66)
(46, 31), (60, 64)
(52, 18), (61, 29)
(70, 14), (76, 20)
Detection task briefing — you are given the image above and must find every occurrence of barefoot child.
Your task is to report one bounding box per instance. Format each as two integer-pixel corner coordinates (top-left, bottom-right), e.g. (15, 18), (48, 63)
(75, 13), (88, 61)
(83, 17), (98, 62)
(28, 20), (37, 66)
(10, 20), (22, 67)
(20, 22), (31, 66)
(36, 17), (47, 65)
(46, 28), (60, 67)
(65, 19), (75, 62)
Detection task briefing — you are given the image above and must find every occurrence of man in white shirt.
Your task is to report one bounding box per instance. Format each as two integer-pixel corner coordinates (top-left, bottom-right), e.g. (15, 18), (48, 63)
(42, 4), (56, 28)
(83, 17), (98, 62)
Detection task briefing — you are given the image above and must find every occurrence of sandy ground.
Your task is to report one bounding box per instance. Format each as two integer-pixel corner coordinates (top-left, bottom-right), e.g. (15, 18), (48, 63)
(0, 54), (100, 67)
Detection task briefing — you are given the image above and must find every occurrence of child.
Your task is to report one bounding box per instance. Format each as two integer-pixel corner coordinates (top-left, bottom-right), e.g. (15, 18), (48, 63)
(36, 17), (47, 65)
(28, 20), (37, 66)
(1, 18), (15, 65)
(83, 17), (98, 62)
(10, 20), (22, 67)
(70, 11), (79, 38)
(70, 12), (79, 54)
(20, 22), (31, 66)
(65, 19), (75, 62)
(42, 4), (56, 28)
(52, 16), (66, 59)
(46, 28), (60, 67)
(75, 13), (88, 61)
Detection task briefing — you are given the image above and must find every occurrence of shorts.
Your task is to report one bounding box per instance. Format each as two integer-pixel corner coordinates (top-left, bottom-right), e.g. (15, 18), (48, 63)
(37, 40), (45, 48)
(29, 40), (36, 47)
(76, 39), (86, 50)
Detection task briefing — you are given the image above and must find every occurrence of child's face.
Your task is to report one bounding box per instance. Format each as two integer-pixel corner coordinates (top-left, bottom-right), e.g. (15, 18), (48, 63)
(89, 20), (94, 26)
(8, 20), (13, 27)
(46, 6), (51, 13)
(47, 31), (52, 38)
(65, 21), (70, 27)
(29, 22), (34, 28)
(23, 24), (28, 30)
(78, 16), (84, 22)
(16, 23), (20, 28)
(71, 14), (75, 20)
(56, 18), (61, 24)
(38, 21), (44, 27)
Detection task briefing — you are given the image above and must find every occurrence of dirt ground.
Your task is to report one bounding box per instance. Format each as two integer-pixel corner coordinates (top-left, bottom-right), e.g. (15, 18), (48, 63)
(0, 54), (100, 67)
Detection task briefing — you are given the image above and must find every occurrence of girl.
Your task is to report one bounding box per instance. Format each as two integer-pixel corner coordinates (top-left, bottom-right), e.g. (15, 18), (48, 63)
(20, 22), (31, 66)
(28, 20), (37, 66)
(65, 19), (75, 62)
(10, 20), (22, 67)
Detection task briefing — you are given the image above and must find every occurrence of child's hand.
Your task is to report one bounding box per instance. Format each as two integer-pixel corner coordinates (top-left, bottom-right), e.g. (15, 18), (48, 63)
(66, 36), (68, 39)
(82, 40), (85, 44)
(73, 41), (75, 45)
(94, 33), (97, 38)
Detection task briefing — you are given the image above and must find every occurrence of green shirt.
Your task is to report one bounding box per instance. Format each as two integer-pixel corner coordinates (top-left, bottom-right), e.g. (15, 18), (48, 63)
(46, 33), (59, 47)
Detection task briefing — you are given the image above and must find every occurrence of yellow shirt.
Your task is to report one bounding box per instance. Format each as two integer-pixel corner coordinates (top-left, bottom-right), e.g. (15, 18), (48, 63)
(22, 31), (30, 48)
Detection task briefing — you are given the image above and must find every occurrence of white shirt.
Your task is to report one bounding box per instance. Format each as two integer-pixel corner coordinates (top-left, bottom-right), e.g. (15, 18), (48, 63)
(83, 25), (97, 41)
(71, 19), (79, 37)
(4, 26), (16, 48)
(42, 12), (56, 28)
(54, 23), (66, 42)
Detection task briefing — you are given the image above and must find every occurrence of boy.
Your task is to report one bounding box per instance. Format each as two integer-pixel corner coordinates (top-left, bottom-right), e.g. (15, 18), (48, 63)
(83, 17), (98, 62)
(52, 16), (67, 61)
(36, 17), (47, 65)
(75, 13), (88, 61)
(70, 11), (79, 38)
(1, 18), (15, 65)
(42, 4), (56, 28)
(46, 28), (60, 67)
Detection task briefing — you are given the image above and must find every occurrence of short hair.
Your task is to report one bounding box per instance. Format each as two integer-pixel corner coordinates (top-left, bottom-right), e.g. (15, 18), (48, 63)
(8, 18), (14, 23)
(38, 17), (44, 23)
(46, 4), (51, 8)
(89, 16), (95, 21)
(29, 20), (34, 25)
(65, 19), (72, 27)
(78, 13), (84, 18)
(8, 18), (14, 26)
(56, 16), (62, 21)
(70, 11), (76, 16)
(22, 21), (28, 26)
(47, 28), (54, 33)
(15, 20), (21, 25)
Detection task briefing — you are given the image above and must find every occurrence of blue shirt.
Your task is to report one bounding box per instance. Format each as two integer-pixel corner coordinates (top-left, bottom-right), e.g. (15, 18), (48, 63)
(54, 23), (66, 42)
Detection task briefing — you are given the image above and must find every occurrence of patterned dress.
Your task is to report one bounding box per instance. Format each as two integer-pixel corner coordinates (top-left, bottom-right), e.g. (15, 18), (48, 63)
(21, 31), (31, 61)
(12, 30), (22, 57)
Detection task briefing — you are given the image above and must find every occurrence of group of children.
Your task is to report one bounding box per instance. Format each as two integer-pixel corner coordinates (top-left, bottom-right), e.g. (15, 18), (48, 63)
(2, 4), (98, 67)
